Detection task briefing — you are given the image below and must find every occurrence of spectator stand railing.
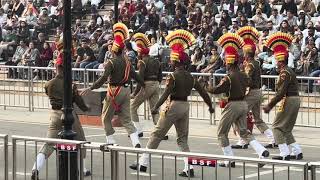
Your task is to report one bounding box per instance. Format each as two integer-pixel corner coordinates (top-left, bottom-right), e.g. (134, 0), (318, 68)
(0, 134), (8, 180)
(1, 65), (320, 127)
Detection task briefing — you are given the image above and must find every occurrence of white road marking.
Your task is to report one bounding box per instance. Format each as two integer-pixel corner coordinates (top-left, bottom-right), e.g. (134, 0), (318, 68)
(130, 172), (157, 176)
(9, 171), (32, 176)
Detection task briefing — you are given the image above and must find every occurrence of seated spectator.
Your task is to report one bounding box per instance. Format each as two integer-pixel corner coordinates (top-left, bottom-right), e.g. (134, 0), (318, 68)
(266, 20), (277, 34)
(35, 8), (51, 34)
(34, 32), (46, 52)
(0, 8), (8, 27)
(280, 0), (297, 16)
(279, 19), (294, 34)
(253, 0), (271, 17)
(299, 0), (316, 16)
(252, 8), (268, 30)
(290, 31), (303, 66)
(203, 0), (219, 17)
(172, 7), (188, 29)
(148, 7), (160, 31)
(12, 0), (25, 17)
(4, 11), (19, 29)
(284, 10), (298, 28)
(190, 47), (205, 72)
(236, 0), (252, 18)
(200, 45), (223, 73)
(16, 19), (30, 42)
(268, 8), (283, 29)
(219, 10), (232, 28)
(0, 26), (17, 59)
(188, 6), (202, 27)
(229, 20), (239, 33)
(24, 9), (38, 28)
(22, 0), (39, 17)
(219, 0), (234, 17)
(33, 42), (53, 80)
(18, 41), (40, 79)
(296, 38), (318, 76)
(89, 36), (99, 55)
(297, 10), (311, 30)
(306, 68), (320, 93)
(211, 23), (222, 41)
(302, 27), (320, 51)
(74, 38), (97, 69)
(4, 40), (28, 78)
(258, 47), (277, 90)
(146, 0), (164, 14)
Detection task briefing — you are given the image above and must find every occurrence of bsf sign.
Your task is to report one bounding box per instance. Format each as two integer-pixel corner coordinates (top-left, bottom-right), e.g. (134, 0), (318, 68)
(188, 157), (216, 167)
(56, 144), (77, 152)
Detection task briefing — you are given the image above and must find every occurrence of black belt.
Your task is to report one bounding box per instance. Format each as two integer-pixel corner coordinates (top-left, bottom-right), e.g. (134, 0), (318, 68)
(170, 96), (188, 101)
(52, 105), (62, 110)
(228, 97), (244, 102)
(286, 92), (299, 96)
(109, 83), (129, 87)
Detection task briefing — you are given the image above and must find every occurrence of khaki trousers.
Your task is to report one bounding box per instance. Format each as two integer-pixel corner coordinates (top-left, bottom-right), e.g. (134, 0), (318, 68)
(245, 89), (269, 133)
(130, 81), (160, 124)
(39, 110), (86, 158)
(147, 101), (190, 152)
(101, 86), (136, 136)
(272, 96), (300, 145)
(218, 101), (254, 147)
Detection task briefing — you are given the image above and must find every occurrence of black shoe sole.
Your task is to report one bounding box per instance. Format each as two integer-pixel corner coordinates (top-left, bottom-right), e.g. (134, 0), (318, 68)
(272, 155), (290, 161)
(135, 144), (141, 148)
(178, 169), (195, 177)
(290, 153), (303, 160)
(231, 144), (249, 149)
(129, 164), (147, 172)
(262, 150), (270, 158)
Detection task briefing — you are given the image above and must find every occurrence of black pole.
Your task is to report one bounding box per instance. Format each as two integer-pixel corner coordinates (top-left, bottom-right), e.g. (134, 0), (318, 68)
(58, 0), (78, 179)
(114, 0), (119, 23)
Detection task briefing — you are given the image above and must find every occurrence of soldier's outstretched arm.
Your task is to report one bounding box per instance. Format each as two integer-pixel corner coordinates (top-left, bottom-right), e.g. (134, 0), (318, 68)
(194, 80), (214, 113)
(152, 74), (174, 112)
(267, 71), (290, 110)
(90, 61), (112, 90)
(73, 84), (90, 112)
(130, 65), (145, 88)
(132, 60), (146, 96)
(206, 76), (230, 95)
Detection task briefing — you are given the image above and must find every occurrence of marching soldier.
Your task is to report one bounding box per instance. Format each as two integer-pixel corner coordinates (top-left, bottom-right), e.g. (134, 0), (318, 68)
(130, 33), (167, 139)
(31, 41), (91, 180)
(81, 23), (145, 148)
(129, 30), (214, 177)
(207, 33), (269, 167)
(263, 32), (303, 160)
(231, 26), (276, 149)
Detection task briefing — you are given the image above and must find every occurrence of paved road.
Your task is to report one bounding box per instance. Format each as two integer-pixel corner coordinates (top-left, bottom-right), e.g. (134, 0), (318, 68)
(0, 113), (319, 180)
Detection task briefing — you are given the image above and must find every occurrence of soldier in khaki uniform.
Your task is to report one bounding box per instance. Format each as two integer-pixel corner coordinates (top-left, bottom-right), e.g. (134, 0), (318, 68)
(129, 30), (214, 177)
(207, 33), (269, 167)
(263, 32), (303, 160)
(231, 26), (276, 149)
(130, 33), (165, 138)
(81, 23), (145, 147)
(31, 44), (91, 180)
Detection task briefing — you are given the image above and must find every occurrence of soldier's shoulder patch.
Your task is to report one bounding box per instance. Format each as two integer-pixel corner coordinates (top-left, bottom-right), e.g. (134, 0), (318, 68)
(166, 74), (174, 85)
(280, 71), (288, 81)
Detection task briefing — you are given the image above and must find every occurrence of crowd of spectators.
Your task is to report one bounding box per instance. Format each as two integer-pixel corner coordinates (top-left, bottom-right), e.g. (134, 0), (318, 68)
(1, 0), (320, 92)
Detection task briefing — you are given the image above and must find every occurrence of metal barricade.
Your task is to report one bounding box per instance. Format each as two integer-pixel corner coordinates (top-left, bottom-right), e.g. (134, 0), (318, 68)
(105, 145), (309, 180)
(11, 135), (87, 180)
(310, 162), (320, 180)
(0, 134), (8, 180)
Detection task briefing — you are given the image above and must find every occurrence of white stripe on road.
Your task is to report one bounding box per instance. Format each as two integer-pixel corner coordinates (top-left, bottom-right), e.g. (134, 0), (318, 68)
(9, 172), (32, 176)
(131, 172), (157, 177)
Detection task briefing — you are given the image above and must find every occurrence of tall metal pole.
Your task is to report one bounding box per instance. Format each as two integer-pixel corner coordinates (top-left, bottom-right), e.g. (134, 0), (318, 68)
(58, 0), (78, 179)
(114, 0), (119, 23)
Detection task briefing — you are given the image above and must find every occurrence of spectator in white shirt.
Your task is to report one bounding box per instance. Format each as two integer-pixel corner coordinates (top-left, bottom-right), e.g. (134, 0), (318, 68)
(252, 8), (268, 30)
(284, 10), (298, 27)
(297, 10), (311, 30)
(0, 8), (7, 27)
(268, 8), (283, 29)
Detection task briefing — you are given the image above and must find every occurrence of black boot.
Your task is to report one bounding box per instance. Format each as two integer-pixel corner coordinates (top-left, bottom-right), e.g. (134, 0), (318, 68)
(231, 144), (249, 149)
(264, 143), (278, 149)
(290, 153), (303, 160)
(272, 155), (290, 160)
(31, 170), (39, 180)
(129, 164), (147, 172)
(178, 169), (195, 178)
(162, 135), (169, 140)
(218, 162), (236, 168)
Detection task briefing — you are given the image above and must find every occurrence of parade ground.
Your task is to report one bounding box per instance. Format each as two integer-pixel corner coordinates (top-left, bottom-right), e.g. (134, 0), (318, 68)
(0, 107), (319, 180)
